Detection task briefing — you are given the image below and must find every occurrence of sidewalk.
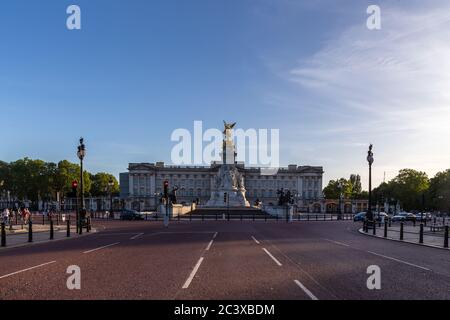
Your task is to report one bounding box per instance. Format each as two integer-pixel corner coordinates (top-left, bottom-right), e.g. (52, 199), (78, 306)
(1, 226), (97, 249)
(359, 223), (449, 250)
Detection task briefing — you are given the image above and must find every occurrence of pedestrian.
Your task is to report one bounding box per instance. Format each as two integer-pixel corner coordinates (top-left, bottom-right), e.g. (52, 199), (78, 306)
(2, 208), (9, 224)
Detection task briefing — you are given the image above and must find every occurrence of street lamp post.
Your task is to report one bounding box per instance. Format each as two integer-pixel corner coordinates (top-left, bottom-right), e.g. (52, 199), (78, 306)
(77, 138), (86, 234)
(108, 179), (114, 216)
(367, 144), (374, 223)
(338, 181), (343, 220)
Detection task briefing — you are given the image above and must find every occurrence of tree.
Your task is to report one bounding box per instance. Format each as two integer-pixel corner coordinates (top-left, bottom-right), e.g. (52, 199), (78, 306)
(323, 178), (352, 199)
(389, 169), (429, 211)
(54, 160), (91, 197)
(349, 174), (362, 197)
(90, 173), (119, 196)
(427, 169), (450, 212)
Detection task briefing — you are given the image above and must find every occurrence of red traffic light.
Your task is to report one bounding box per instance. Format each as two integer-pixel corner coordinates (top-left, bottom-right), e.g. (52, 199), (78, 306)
(72, 180), (78, 189)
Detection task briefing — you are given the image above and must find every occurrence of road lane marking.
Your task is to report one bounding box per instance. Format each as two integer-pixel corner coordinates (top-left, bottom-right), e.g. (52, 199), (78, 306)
(130, 233), (144, 240)
(294, 280), (319, 300)
(262, 248), (282, 266)
(0, 261), (56, 280)
(182, 257), (204, 289)
(366, 251), (431, 271)
(322, 238), (350, 247)
(83, 242), (120, 254)
(205, 240), (214, 251)
(252, 236), (260, 244)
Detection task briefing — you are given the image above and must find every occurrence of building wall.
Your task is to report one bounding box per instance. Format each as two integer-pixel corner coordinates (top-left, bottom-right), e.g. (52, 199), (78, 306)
(120, 163), (324, 211)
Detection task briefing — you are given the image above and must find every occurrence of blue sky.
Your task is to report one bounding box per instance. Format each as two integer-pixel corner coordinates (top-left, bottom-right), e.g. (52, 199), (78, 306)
(1, 0), (450, 188)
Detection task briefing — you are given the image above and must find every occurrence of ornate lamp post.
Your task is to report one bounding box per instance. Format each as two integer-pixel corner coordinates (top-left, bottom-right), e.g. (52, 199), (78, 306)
(338, 181), (343, 220)
(77, 138), (86, 234)
(366, 144), (374, 222)
(108, 178), (114, 215)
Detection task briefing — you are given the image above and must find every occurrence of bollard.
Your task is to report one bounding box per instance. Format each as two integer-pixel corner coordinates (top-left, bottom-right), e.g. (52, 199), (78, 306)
(67, 219), (70, 237)
(178, 213), (181, 222)
(373, 221), (376, 235)
(86, 217), (90, 233)
(28, 220), (33, 242)
(307, 215), (309, 221)
(316, 214), (318, 221)
(50, 219), (54, 240)
(400, 222), (404, 240)
(444, 226), (449, 248)
(363, 220), (367, 233)
(413, 219), (416, 227)
(1, 223), (6, 247)
(57, 214), (59, 226)
(419, 223), (423, 244)
(79, 218), (83, 235)
(384, 221), (388, 238)
(42, 214), (45, 225)
(323, 214), (326, 221)
(240, 213), (243, 221)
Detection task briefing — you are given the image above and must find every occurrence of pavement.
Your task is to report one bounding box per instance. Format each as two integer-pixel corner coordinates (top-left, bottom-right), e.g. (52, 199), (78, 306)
(1, 219), (450, 300)
(359, 223), (449, 249)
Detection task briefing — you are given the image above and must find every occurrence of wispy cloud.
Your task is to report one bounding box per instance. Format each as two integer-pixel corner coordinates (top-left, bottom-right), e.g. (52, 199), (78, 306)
(279, 2), (450, 185)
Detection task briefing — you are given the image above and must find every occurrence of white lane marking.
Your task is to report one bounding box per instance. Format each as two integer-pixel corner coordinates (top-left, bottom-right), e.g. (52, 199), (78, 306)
(182, 257), (204, 289)
(213, 232), (218, 239)
(252, 236), (260, 244)
(262, 248), (282, 266)
(0, 261), (57, 280)
(205, 240), (214, 251)
(83, 242), (120, 254)
(294, 280), (319, 300)
(366, 251), (431, 271)
(323, 238), (350, 247)
(130, 233), (144, 240)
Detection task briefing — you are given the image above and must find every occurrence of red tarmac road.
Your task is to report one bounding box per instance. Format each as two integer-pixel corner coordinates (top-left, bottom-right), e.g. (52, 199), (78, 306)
(1, 219), (450, 300)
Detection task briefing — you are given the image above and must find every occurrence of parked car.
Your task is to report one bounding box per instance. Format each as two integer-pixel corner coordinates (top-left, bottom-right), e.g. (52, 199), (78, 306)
(391, 212), (416, 222)
(416, 212), (432, 221)
(120, 209), (144, 220)
(354, 212), (388, 222)
(375, 212), (389, 222)
(353, 212), (366, 222)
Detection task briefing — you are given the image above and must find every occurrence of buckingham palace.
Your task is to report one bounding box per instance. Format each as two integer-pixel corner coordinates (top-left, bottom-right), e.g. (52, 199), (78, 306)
(120, 162), (324, 212)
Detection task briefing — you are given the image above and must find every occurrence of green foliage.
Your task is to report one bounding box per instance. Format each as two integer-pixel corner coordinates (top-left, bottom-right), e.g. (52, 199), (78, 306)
(427, 169), (450, 211)
(90, 173), (119, 196)
(323, 177), (354, 199)
(0, 158), (104, 201)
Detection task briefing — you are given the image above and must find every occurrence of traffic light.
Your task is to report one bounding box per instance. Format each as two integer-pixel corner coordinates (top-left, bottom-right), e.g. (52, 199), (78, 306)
(71, 180), (78, 197)
(224, 192), (227, 203)
(163, 180), (169, 199)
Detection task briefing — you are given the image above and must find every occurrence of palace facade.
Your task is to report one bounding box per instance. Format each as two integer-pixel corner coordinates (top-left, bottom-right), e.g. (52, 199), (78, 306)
(119, 162), (325, 212)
